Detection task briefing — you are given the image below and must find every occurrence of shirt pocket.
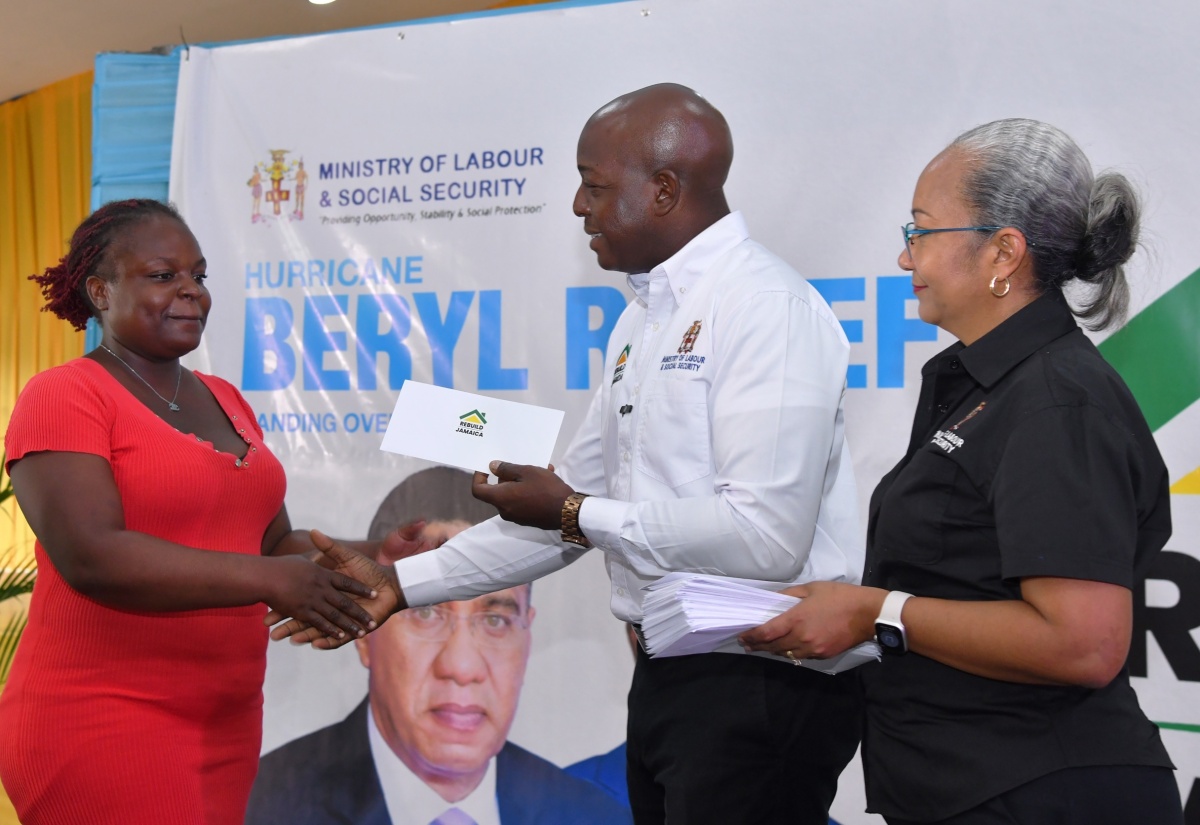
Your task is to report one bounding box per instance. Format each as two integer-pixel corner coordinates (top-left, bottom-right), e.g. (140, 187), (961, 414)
(875, 446), (959, 566)
(634, 380), (712, 488)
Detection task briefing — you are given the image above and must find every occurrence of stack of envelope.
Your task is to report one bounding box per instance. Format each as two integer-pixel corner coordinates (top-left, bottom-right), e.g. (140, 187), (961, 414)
(640, 573), (880, 674)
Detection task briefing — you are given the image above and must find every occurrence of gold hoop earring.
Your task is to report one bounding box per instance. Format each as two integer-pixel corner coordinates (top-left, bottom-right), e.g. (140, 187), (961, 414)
(990, 276), (1011, 298)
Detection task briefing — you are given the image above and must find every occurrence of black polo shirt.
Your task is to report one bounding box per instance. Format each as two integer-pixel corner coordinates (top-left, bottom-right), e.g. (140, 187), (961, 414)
(860, 291), (1173, 822)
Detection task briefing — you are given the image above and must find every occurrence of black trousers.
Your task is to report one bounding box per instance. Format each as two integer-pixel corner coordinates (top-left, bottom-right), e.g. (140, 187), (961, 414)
(884, 765), (1184, 825)
(626, 645), (861, 825)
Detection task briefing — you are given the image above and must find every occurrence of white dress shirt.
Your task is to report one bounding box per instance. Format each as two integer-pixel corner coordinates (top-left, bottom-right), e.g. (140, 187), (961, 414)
(367, 702), (501, 825)
(396, 211), (862, 623)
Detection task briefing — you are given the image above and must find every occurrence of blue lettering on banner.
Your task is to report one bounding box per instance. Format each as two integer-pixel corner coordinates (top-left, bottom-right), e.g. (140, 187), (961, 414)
(477, 290), (528, 391)
(810, 277), (867, 389)
(356, 294), (413, 391)
(245, 256), (423, 289)
(243, 297), (297, 391)
(318, 158), (414, 179)
(453, 148), (544, 170)
(303, 295), (351, 391)
(257, 412), (338, 433)
(875, 275), (938, 388)
(413, 292), (474, 388)
(419, 179), (526, 201)
(238, 277), (937, 393)
(338, 186), (414, 206)
(565, 286), (628, 390)
(316, 149), (543, 181)
(343, 412), (392, 433)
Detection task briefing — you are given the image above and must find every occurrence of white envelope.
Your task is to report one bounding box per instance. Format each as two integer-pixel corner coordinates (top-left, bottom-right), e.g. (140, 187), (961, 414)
(379, 381), (565, 474)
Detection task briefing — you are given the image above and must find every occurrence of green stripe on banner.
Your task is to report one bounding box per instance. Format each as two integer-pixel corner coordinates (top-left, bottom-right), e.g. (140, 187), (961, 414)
(1156, 722), (1200, 734)
(1098, 267), (1200, 431)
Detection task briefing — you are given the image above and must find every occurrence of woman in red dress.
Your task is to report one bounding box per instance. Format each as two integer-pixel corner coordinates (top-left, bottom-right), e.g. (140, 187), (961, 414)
(0, 199), (407, 824)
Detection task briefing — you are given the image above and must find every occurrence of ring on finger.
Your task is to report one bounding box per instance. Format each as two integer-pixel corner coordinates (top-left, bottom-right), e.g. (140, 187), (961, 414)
(784, 649), (802, 666)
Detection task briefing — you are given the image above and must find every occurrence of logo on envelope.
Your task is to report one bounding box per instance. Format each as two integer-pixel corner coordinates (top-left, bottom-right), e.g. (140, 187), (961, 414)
(456, 409), (487, 438)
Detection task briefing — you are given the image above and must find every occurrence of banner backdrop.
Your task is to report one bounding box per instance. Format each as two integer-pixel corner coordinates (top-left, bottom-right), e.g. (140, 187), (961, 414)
(169, 1), (1200, 821)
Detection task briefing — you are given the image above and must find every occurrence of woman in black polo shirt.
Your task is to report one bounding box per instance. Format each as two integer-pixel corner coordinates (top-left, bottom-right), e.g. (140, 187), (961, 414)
(742, 118), (1183, 825)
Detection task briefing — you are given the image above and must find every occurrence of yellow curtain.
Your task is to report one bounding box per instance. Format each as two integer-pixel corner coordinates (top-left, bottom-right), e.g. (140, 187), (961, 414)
(0, 66), (91, 825)
(0, 71), (91, 568)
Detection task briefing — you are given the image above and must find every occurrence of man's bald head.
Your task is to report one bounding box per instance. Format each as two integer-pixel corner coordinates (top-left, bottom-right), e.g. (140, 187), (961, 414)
(585, 83), (733, 199)
(573, 84), (734, 273)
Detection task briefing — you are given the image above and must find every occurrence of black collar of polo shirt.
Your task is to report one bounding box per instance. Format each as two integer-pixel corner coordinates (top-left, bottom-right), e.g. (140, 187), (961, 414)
(956, 291), (1079, 390)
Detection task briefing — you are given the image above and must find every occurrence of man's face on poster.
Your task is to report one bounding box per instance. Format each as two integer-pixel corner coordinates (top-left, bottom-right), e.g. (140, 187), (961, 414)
(357, 521), (535, 785)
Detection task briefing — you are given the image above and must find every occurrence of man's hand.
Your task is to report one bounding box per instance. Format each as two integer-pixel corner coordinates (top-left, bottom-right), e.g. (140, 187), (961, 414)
(471, 460), (574, 531)
(379, 519), (433, 564)
(267, 530), (408, 650)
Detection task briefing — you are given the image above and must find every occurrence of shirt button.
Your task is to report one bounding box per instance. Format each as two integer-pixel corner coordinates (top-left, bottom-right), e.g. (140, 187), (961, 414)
(679, 287), (687, 294)
(622, 451), (630, 462)
(937, 404), (949, 413)
(652, 322), (660, 331)
(633, 385), (640, 395)
(949, 360), (960, 370)
(235, 458), (242, 467)
(617, 588), (627, 596)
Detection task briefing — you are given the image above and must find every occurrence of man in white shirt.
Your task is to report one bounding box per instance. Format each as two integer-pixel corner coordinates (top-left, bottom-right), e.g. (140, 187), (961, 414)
(282, 83), (863, 825)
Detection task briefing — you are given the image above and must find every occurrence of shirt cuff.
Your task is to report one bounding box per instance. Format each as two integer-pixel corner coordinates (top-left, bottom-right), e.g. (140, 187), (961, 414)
(393, 552), (451, 608)
(577, 496), (632, 554)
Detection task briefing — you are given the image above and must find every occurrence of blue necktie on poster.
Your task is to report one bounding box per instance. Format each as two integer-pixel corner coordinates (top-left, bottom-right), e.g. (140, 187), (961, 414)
(430, 808), (478, 825)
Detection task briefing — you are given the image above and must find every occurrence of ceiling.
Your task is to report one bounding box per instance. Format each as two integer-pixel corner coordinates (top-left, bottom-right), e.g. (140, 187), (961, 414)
(0, 0), (529, 103)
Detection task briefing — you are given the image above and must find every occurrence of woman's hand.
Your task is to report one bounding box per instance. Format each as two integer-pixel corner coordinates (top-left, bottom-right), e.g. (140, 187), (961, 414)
(267, 530), (407, 650)
(739, 581), (886, 659)
(262, 554), (381, 642)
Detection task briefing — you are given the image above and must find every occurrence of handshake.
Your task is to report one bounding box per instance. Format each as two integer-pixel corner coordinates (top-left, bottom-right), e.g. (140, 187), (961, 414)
(263, 521), (432, 650)
(263, 458), (573, 649)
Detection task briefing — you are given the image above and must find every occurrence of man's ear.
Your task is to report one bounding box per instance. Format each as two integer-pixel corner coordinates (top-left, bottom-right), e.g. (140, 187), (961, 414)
(85, 275), (111, 312)
(651, 170), (680, 217)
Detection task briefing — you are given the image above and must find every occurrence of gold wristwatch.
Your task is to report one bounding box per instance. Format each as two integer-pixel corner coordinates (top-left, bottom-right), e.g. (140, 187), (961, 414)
(561, 492), (592, 547)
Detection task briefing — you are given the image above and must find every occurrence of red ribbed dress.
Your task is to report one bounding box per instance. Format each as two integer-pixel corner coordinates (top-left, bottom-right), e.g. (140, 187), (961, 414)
(0, 358), (286, 824)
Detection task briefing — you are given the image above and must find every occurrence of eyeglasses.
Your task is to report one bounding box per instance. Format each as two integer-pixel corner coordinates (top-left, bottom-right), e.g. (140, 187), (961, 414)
(398, 605), (529, 648)
(902, 222), (1002, 249)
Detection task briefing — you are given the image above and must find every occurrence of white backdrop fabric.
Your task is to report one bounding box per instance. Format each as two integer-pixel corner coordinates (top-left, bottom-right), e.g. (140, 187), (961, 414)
(169, 1), (1200, 821)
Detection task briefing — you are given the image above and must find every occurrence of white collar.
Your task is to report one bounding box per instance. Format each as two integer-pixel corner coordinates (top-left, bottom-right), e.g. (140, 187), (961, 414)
(367, 700), (502, 825)
(626, 211), (749, 307)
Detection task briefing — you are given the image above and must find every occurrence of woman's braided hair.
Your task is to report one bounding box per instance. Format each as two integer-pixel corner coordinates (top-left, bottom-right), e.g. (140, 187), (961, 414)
(30, 199), (185, 331)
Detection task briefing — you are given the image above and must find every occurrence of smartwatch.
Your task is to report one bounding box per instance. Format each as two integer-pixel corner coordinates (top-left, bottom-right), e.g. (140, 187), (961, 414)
(874, 591), (913, 656)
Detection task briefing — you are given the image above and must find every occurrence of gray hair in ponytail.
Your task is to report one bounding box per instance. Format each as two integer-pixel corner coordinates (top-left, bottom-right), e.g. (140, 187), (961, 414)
(950, 118), (1138, 330)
